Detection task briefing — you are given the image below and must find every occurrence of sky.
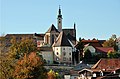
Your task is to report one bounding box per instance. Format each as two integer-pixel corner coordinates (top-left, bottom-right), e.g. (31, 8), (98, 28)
(0, 0), (120, 40)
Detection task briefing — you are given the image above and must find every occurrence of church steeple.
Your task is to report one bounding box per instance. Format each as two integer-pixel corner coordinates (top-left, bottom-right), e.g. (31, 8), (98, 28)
(59, 5), (61, 15)
(57, 5), (62, 32)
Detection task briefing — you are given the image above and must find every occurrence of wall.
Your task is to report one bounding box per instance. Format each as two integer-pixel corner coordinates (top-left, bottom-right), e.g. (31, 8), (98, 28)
(41, 51), (53, 64)
(53, 46), (72, 64)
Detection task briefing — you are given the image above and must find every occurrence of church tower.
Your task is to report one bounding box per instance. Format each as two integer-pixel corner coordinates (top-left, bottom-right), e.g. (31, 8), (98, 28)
(57, 6), (62, 32)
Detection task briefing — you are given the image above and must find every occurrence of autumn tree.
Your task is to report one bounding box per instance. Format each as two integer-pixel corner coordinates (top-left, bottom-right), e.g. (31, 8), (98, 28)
(9, 37), (37, 59)
(0, 37), (15, 79)
(103, 38), (115, 47)
(0, 36), (6, 53)
(103, 38), (118, 51)
(0, 53), (14, 79)
(13, 52), (47, 79)
(47, 69), (60, 79)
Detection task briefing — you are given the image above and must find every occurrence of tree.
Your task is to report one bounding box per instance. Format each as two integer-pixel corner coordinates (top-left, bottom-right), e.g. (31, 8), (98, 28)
(47, 69), (56, 79)
(103, 38), (115, 47)
(76, 37), (84, 61)
(0, 53), (14, 79)
(0, 36), (6, 53)
(83, 49), (92, 62)
(103, 37), (119, 51)
(107, 50), (120, 58)
(9, 37), (37, 59)
(47, 69), (60, 79)
(13, 52), (47, 79)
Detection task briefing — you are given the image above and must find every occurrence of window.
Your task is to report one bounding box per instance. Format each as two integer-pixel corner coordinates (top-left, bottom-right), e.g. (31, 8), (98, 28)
(63, 48), (65, 50)
(56, 52), (59, 55)
(20, 37), (22, 40)
(63, 52), (66, 56)
(63, 57), (66, 61)
(69, 52), (71, 55)
(52, 35), (54, 44)
(56, 35), (58, 37)
(56, 48), (58, 50)
(69, 57), (71, 61)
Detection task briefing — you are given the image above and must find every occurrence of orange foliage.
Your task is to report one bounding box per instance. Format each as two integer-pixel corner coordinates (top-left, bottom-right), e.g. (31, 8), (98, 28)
(13, 52), (45, 79)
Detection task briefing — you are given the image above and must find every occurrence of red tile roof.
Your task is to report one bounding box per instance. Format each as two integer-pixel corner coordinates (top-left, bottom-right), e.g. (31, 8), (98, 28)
(92, 58), (120, 71)
(95, 47), (114, 53)
(81, 40), (103, 47)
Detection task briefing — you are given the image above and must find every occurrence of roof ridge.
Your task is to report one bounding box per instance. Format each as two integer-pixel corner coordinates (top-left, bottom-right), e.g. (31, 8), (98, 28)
(92, 59), (102, 69)
(46, 24), (59, 33)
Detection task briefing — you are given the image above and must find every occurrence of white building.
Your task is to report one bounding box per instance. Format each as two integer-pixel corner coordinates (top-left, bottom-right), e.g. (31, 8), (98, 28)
(39, 46), (53, 64)
(52, 31), (73, 64)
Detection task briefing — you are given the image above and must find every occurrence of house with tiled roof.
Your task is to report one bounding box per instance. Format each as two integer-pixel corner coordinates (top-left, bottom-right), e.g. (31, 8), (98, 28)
(95, 47), (114, 57)
(78, 58), (120, 79)
(81, 39), (104, 47)
(82, 39), (114, 59)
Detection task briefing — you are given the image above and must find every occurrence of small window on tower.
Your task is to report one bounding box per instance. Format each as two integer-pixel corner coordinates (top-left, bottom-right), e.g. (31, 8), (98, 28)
(59, 21), (61, 23)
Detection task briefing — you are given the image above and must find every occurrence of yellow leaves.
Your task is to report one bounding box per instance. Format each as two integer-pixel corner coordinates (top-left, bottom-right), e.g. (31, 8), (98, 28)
(47, 69), (60, 79)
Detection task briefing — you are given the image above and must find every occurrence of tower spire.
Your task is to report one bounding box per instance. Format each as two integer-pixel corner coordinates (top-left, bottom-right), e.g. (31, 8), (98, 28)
(59, 5), (61, 15)
(57, 5), (62, 32)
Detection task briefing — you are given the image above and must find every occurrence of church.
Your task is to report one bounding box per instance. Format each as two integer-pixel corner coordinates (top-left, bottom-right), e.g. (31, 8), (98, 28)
(0, 7), (77, 65)
(34, 7), (77, 64)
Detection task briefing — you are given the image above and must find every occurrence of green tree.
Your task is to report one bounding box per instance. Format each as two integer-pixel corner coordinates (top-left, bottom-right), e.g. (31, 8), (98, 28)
(13, 52), (47, 79)
(83, 49), (92, 62)
(107, 50), (120, 58)
(76, 37), (84, 61)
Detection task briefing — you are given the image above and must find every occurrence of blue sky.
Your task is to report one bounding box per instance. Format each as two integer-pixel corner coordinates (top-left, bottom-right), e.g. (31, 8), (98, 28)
(0, 0), (120, 40)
